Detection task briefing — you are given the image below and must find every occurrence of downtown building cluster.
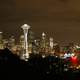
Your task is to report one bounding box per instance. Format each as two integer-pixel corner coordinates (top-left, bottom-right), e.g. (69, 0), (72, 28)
(0, 24), (80, 62)
(0, 27), (58, 58)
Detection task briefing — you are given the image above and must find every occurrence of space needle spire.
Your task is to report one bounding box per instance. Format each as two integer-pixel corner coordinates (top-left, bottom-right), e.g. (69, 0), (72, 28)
(21, 24), (30, 61)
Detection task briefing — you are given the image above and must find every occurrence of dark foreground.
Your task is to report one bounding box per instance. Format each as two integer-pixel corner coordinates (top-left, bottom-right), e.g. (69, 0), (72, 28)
(0, 48), (80, 80)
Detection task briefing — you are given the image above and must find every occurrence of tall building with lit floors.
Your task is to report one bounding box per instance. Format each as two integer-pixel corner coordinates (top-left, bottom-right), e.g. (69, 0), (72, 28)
(8, 36), (15, 50)
(20, 35), (25, 49)
(21, 24), (30, 61)
(49, 37), (55, 55)
(40, 32), (49, 57)
(0, 32), (4, 49)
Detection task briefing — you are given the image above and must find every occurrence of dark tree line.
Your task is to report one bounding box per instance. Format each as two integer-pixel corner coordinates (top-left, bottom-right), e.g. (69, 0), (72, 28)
(0, 48), (80, 80)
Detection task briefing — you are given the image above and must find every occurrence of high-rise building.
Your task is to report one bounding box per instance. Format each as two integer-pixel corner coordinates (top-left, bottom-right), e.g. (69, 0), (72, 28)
(40, 32), (46, 48)
(49, 37), (54, 49)
(28, 30), (35, 54)
(19, 35), (24, 49)
(0, 32), (4, 49)
(32, 39), (40, 54)
(49, 37), (55, 55)
(40, 32), (50, 56)
(3, 39), (8, 48)
(8, 36), (15, 49)
(54, 44), (60, 56)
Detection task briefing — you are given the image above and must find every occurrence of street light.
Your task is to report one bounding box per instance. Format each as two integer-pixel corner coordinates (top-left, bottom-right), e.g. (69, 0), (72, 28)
(21, 24), (30, 61)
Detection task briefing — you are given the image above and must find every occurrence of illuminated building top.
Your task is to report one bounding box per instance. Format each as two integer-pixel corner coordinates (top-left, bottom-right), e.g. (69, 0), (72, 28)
(21, 24), (30, 30)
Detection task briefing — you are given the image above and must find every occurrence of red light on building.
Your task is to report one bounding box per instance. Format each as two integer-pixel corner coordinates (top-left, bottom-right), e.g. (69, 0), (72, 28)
(70, 56), (78, 65)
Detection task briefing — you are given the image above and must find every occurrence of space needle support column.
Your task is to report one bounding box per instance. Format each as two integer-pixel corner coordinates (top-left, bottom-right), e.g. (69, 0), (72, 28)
(21, 24), (30, 61)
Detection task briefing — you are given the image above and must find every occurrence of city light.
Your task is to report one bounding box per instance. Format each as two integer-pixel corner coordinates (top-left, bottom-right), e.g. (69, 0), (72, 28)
(0, 23), (80, 70)
(70, 56), (78, 65)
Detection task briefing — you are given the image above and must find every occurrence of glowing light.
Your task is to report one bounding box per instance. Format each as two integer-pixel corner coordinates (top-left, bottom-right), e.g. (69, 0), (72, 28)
(70, 56), (78, 64)
(42, 32), (46, 37)
(42, 55), (46, 58)
(55, 56), (58, 58)
(76, 45), (80, 48)
(0, 32), (2, 34)
(71, 53), (75, 57)
(21, 24), (30, 30)
(64, 53), (71, 58)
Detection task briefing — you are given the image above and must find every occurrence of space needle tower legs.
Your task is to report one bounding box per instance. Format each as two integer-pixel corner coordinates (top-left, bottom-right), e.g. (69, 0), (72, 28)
(21, 24), (30, 61)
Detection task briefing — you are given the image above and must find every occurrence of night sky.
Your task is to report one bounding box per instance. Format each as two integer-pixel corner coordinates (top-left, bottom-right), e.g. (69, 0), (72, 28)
(0, 0), (80, 45)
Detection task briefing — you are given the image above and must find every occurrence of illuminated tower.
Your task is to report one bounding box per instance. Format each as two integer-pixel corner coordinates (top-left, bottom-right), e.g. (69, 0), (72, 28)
(21, 24), (30, 61)
(42, 32), (46, 39)
(41, 32), (46, 48)
(0, 32), (4, 49)
(9, 36), (15, 48)
(0, 32), (3, 40)
(49, 37), (55, 55)
(40, 32), (48, 57)
(49, 37), (54, 49)
(20, 35), (24, 48)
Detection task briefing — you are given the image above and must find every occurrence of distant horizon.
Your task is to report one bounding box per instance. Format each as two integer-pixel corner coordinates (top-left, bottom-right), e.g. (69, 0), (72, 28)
(1, 29), (80, 46)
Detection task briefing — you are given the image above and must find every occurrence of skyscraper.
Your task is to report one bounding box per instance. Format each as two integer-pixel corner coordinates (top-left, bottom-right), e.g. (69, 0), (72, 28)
(0, 32), (4, 49)
(21, 24), (30, 61)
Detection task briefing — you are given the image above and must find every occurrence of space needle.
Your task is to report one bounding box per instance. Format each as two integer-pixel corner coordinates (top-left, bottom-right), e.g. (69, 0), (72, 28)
(21, 24), (30, 61)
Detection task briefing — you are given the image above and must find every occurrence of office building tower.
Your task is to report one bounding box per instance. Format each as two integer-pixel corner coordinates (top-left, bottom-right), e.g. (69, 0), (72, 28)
(0, 32), (4, 49)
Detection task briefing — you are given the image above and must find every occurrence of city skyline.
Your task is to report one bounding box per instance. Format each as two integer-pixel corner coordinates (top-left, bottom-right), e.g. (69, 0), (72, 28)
(0, 0), (80, 44)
